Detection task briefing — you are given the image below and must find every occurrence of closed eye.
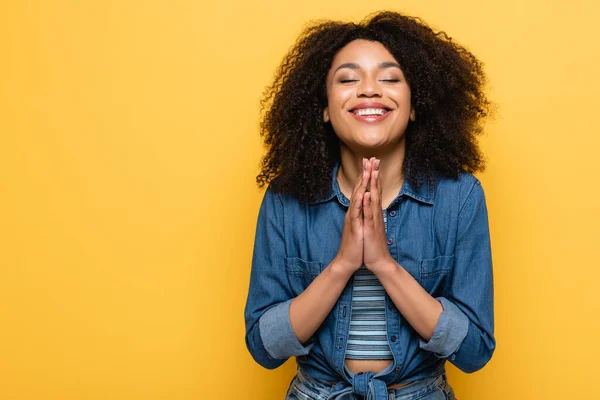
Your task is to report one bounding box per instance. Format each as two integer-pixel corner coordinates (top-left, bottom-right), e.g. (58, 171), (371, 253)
(339, 79), (400, 83)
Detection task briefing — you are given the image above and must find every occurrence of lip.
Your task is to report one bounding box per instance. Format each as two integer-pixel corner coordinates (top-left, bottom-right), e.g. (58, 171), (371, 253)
(348, 102), (392, 112)
(348, 102), (393, 124)
(350, 109), (393, 123)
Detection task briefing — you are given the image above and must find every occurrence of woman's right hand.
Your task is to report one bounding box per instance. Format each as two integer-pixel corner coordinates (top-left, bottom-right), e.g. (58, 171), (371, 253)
(333, 158), (371, 277)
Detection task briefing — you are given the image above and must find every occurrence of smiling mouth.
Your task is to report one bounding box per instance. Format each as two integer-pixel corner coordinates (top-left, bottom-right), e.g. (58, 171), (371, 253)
(348, 107), (393, 123)
(349, 107), (391, 116)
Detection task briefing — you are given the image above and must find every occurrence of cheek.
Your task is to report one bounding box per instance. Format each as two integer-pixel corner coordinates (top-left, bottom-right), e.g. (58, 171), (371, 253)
(390, 87), (412, 107)
(327, 87), (353, 108)
(326, 101), (350, 126)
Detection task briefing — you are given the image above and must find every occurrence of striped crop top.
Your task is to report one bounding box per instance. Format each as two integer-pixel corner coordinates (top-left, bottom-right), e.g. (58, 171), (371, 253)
(345, 210), (393, 360)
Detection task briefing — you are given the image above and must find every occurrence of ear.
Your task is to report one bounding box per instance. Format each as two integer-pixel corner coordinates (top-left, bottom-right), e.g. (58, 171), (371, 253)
(323, 107), (330, 123)
(409, 107), (416, 122)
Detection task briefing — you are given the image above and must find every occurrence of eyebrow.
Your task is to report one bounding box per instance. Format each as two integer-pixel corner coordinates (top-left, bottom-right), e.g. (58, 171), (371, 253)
(334, 61), (402, 73)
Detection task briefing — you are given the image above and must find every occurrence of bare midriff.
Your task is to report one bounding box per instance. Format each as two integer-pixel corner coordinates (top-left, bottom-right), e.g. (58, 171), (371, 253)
(345, 359), (411, 389)
(345, 358), (392, 374)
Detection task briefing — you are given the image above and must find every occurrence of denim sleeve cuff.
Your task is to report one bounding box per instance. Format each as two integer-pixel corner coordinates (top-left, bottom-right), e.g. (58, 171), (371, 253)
(258, 299), (315, 359)
(419, 297), (469, 358)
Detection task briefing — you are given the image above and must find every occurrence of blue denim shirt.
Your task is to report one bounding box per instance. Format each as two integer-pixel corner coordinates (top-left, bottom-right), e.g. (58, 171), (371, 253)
(244, 163), (495, 398)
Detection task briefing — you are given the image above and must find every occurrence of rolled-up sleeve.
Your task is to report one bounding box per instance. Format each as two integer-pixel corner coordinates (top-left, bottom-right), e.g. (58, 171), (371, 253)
(244, 189), (314, 369)
(259, 299), (314, 359)
(419, 179), (496, 373)
(419, 297), (469, 356)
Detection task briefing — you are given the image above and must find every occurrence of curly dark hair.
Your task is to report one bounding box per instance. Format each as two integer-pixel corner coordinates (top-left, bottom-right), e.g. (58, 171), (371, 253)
(256, 10), (492, 202)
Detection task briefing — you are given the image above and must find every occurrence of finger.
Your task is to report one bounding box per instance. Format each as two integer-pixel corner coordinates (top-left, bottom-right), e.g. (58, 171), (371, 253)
(349, 158), (369, 217)
(349, 168), (368, 219)
(370, 157), (377, 173)
(378, 167), (382, 198)
(363, 191), (373, 224)
(370, 169), (380, 208)
(355, 165), (370, 196)
(352, 158), (366, 192)
(375, 159), (382, 198)
(349, 192), (363, 221)
(375, 158), (381, 194)
(365, 158), (373, 192)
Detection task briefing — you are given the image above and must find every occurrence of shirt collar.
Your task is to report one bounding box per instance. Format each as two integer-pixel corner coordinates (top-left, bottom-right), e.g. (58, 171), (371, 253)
(310, 160), (435, 206)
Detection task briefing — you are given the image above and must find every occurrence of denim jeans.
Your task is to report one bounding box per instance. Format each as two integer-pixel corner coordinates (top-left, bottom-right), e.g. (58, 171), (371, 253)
(285, 367), (456, 400)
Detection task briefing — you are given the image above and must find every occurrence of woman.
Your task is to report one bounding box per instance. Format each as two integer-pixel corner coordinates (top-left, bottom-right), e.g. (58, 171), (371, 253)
(244, 10), (495, 400)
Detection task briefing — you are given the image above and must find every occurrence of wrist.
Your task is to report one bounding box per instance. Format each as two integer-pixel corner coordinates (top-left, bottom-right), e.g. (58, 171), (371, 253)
(370, 257), (399, 277)
(329, 257), (358, 281)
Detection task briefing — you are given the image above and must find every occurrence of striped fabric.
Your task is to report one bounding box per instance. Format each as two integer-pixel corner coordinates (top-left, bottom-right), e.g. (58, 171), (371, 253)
(345, 210), (393, 360)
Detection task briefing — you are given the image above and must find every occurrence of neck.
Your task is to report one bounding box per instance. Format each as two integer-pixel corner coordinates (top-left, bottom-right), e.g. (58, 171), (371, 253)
(337, 141), (406, 209)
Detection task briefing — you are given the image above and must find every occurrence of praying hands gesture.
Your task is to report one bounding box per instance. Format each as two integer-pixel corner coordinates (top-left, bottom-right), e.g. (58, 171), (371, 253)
(292, 157), (443, 344)
(334, 157), (396, 276)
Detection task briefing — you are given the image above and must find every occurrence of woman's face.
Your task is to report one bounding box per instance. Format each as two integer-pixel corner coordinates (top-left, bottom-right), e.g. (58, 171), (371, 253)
(324, 39), (413, 153)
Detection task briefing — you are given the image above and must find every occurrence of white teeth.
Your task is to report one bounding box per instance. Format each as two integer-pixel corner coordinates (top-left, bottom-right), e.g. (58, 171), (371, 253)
(353, 108), (387, 116)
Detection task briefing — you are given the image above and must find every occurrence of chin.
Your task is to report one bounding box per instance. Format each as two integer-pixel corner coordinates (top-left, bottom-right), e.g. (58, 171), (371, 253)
(360, 138), (388, 148)
(349, 134), (405, 153)
(346, 138), (390, 153)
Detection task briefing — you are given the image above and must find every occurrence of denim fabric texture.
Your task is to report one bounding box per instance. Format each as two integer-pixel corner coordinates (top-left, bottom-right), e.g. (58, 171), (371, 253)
(285, 367), (456, 400)
(244, 162), (495, 399)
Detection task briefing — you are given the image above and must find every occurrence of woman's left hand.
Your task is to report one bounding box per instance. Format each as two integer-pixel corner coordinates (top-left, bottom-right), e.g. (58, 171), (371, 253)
(362, 158), (396, 273)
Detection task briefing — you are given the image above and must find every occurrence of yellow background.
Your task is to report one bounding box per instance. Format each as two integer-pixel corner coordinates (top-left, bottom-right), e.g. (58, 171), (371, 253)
(1, 1), (599, 399)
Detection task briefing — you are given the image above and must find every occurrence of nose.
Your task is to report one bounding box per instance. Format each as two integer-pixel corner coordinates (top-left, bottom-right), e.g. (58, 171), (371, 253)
(357, 76), (382, 97)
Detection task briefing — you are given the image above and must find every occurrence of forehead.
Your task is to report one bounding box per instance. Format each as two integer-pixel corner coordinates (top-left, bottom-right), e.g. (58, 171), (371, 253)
(329, 39), (398, 70)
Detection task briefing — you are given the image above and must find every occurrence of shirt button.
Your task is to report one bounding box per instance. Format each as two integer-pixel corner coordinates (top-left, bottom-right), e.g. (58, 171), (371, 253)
(451, 354), (456, 361)
(387, 238), (393, 245)
(394, 367), (400, 374)
(391, 336), (397, 342)
(389, 210), (396, 217)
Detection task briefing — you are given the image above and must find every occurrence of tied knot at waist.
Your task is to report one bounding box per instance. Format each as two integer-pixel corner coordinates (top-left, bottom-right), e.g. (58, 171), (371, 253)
(327, 372), (389, 400)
